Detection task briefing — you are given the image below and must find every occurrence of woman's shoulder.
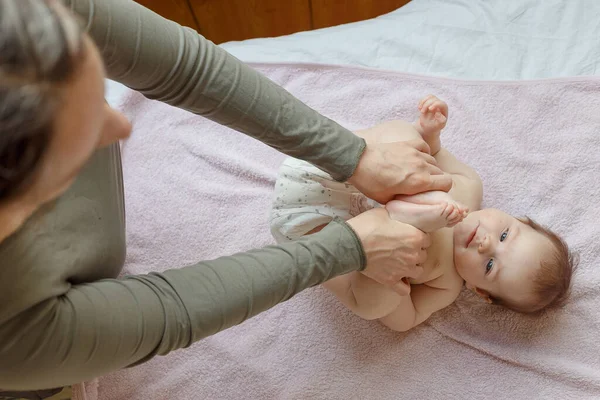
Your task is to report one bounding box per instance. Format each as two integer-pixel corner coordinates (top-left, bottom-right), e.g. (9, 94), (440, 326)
(0, 147), (127, 325)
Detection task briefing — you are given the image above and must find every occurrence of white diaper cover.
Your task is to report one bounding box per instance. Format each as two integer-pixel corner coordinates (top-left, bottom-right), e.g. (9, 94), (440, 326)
(270, 157), (379, 243)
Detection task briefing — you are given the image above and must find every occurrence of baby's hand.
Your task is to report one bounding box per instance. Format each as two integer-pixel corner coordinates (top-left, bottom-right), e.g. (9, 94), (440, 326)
(418, 94), (448, 130)
(416, 95), (448, 155)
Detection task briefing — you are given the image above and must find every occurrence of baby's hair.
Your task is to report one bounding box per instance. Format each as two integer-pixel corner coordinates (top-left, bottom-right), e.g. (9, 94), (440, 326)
(490, 217), (577, 314)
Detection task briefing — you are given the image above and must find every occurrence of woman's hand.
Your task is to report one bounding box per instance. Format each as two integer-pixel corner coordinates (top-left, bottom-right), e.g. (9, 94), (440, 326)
(346, 208), (430, 295)
(348, 121), (452, 204)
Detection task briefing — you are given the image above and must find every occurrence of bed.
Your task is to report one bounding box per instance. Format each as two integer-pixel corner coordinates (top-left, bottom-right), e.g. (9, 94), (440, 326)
(107, 0), (600, 104)
(96, 1), (600, 399)
(105, 0), (600, 105)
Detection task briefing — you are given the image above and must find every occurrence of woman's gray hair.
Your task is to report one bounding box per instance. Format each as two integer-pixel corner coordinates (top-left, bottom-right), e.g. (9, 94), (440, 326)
(0, 0), (85, 200)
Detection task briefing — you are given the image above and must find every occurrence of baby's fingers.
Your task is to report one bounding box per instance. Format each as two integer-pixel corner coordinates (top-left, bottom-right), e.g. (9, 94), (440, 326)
(428, 99), (445, 111)
(423, 98), (437, 111)
(419, 95), (435, 111)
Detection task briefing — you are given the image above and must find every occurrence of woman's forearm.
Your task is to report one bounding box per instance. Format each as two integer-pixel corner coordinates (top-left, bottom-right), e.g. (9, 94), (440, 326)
(62, 0), (365, 181)
(0, 219), (364, 390)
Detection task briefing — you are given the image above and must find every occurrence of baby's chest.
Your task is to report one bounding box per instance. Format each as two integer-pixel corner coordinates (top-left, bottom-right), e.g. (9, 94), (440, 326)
(410, 228), (455, 284)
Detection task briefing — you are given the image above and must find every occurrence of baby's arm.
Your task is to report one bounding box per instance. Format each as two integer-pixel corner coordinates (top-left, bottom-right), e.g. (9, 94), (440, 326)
(305, 224), (405, 320)
(315, 226), (461, 330)
(323, 262), (461, 331)
(379, 273), (462, 332)
(411, 95), (483, 211)
(323, 272), (403, 320)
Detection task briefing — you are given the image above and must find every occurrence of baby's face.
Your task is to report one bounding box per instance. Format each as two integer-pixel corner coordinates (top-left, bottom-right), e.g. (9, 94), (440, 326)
(453, 208), (552, 304)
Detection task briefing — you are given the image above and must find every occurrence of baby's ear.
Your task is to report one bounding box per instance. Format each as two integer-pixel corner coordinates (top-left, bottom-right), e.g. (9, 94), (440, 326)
(467, 284), (493, 304)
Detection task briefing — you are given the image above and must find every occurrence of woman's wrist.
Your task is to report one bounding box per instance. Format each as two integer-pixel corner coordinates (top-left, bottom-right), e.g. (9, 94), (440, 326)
(332, 217), (367, 271)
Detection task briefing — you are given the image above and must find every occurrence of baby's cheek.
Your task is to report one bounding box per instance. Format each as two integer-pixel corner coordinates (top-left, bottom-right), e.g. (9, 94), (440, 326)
(455, 254), (478, 279)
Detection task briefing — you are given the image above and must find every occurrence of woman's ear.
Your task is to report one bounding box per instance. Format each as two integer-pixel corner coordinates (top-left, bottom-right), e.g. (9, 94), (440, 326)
(466, 283), (493, 304)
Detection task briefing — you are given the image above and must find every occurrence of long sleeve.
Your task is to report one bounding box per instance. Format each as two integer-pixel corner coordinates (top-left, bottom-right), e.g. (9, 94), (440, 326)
(0, 1), (371, 391)
(61, 0), (366, 182)
(0, 217), (365, 390)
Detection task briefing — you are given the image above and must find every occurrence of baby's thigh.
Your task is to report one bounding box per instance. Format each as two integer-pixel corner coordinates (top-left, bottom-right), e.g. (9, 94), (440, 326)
(270, 158), (377, 242)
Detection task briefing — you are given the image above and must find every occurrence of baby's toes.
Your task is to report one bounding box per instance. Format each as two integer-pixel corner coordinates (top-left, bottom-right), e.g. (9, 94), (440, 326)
(437, 202), (449, 217)
(444, 205), (463, 228)
(447, 206), (461, 222)
(452, 213), (466, 225)
(441, 202), (453, 218)
(450, 207), (468, 225)
(447, 219), (461, 228)
(456, 203), (468, 214)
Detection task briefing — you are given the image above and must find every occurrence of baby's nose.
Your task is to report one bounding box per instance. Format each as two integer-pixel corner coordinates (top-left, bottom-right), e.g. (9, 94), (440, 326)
(477, 234), (490, 253)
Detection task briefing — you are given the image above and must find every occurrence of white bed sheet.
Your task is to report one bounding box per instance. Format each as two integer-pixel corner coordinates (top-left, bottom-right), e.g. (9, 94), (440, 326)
(222, 0), (600, 79)
(107, 0), (600, 105)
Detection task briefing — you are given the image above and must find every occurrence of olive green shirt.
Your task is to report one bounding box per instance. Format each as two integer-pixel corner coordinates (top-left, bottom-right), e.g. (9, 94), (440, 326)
(0, 0), (366, 390)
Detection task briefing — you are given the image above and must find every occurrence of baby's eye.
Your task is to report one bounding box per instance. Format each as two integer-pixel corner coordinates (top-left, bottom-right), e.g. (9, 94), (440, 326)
(486, 259), (494, 274)
(500, 230), (508, 242)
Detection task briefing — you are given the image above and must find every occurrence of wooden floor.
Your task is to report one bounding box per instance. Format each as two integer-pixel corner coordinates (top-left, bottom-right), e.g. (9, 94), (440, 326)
(135, 0), (411, 44)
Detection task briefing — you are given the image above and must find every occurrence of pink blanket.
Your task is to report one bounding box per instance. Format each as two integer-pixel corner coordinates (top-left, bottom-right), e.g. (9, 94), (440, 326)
(74, 64), (600, 399)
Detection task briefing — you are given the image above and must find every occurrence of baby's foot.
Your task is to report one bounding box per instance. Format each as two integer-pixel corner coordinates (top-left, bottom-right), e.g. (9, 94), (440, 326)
(415, 95), (448, 154)
(385, 191), (468, 232)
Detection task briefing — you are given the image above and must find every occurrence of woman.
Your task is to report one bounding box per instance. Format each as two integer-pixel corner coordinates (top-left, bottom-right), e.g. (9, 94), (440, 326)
(0, 0), (451, 391)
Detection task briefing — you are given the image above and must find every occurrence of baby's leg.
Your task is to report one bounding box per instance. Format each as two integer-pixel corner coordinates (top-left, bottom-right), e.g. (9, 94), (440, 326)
(386, 191), (468, 232)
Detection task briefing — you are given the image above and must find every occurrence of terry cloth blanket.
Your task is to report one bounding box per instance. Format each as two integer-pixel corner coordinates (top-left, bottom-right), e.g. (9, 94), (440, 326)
(73, 63), (600, 400)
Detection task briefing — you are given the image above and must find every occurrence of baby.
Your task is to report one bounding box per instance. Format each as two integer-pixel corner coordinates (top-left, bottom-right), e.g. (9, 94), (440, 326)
(270, 95), (575, 332)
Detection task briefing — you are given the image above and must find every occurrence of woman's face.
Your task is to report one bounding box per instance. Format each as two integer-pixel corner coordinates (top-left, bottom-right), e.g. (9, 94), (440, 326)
(27, 36), (132, 206)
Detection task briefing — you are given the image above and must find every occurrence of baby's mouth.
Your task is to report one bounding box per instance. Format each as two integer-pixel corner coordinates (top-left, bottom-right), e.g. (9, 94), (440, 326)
(465, 223), (479, 248)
